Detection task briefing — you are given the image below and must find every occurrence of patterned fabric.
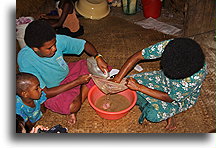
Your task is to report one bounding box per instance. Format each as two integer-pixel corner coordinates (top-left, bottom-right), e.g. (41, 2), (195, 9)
(16, 91), (47, 123)
(129, 39), (208, 123)
(141, 39), (171, 59)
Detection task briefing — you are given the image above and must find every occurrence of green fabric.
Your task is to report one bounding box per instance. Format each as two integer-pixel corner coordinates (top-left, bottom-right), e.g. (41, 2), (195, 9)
(130, 40), (207, 123)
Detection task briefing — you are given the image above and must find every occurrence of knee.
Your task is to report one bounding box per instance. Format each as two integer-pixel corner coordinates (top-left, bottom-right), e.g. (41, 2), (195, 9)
(138, 100), (163, 123)
(69, 98), (81, 113)
(145, 108), (162, 123)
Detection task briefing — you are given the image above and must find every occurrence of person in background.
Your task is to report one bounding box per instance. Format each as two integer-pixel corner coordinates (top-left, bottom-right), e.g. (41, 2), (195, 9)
(16, 114), (49, 133)
(16, 72), (48, 132)
(18, 20), (109, 124)
(40, 0), (84, 38)
(113, 38), (207, 130)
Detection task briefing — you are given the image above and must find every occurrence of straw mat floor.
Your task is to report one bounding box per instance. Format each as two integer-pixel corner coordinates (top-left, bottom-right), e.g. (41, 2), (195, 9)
(36, 16), (215, 133)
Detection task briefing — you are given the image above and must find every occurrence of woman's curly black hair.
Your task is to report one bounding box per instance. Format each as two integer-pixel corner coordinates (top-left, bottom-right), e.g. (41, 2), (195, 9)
(160, 38), (205, 79)
(24, 20), (56, 48)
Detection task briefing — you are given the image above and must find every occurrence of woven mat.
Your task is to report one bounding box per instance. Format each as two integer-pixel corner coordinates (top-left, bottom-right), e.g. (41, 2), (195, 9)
(37, 16), (215, 133)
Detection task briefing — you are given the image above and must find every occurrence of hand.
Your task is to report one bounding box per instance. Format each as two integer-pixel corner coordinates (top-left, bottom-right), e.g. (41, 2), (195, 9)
(96, 57), (108, 74)
(109, 76), (123, 84)
(77, 74), (92, 85)
(126, 77), (141, 91)
(111, 75), (121, 83)
(30, 125), (49, 133)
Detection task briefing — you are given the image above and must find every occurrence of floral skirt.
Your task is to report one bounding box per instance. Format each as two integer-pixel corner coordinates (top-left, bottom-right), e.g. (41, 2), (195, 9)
(129, 70), (198, 124)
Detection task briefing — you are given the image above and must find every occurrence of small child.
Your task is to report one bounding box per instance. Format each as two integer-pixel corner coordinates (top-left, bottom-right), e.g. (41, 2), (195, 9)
(16, 72), (47, 132)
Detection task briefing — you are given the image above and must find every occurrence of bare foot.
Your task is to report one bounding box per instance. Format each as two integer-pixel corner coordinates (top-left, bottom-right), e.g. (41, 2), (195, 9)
(165, 117), (177, 130)
(67, 113), (77, 125)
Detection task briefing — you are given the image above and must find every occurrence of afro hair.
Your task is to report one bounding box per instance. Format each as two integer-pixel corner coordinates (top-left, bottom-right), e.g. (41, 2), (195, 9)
(160, 38), (205, 79)
(24, 20), (56, 48)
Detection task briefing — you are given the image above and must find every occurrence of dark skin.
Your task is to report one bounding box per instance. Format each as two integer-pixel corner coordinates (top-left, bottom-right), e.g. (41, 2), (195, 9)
(32, 38), (108, 98)
(40, 0), (74, 29)
(18, 77), (43, 132)
(113, 51), (173, 102)
(31, 37), (108, 124)
(126, 77), (173, 103)
(43, 74), (91, 98)
(25, 120), (35, 133)
(113, 50), (176, 130)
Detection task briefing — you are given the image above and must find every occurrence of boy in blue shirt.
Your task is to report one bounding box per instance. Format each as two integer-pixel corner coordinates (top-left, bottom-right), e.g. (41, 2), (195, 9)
(16, 72), (48, 132)
(17, 20), (109, 124)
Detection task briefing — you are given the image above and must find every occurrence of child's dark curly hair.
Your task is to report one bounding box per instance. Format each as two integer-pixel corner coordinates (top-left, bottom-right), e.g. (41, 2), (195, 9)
(160, 38), (205, 79)
(24, 20), (56, 48)
(16, 72), (38, 96)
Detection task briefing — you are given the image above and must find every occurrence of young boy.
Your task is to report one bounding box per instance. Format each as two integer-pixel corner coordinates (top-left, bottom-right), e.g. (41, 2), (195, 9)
(17, 20), (109, 124)
(16, 72), (47, 132)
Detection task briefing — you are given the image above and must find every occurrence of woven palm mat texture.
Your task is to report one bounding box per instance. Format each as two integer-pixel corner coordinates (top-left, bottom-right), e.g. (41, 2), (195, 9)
(36, 16), (215, 133)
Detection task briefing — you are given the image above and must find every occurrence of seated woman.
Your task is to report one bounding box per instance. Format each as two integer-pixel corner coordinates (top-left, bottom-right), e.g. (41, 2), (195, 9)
(40, 0), (83, 38)
(113, 38), (207, 130)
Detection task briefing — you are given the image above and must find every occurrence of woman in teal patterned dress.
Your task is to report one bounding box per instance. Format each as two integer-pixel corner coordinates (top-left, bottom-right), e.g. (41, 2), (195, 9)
(113, 38), (207, 130)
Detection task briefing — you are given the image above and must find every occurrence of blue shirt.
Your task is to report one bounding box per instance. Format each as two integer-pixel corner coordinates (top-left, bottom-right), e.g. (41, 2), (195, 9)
(18, 35), (86, 88)
(16, 91), (47, 123)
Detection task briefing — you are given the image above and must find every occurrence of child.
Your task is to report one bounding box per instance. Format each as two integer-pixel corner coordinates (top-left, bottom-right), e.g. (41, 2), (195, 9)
(16, 114), (49, 133)
(40, 0), (84, 38)
(113, 38), (207, 130)
(17, 20), (109, 124)
(16, 72), (48, 132)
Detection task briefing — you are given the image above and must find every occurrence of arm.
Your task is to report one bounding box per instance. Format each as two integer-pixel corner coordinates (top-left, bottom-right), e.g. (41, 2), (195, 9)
(40, 14), (60, 20)
(84, 41), (108, 73)
(40, 2), (72, 28)
(43, 74), (91, 98)
(126, 77), (173, 103)
(113, 50), (144, 83)
(113, 40), (172, 82)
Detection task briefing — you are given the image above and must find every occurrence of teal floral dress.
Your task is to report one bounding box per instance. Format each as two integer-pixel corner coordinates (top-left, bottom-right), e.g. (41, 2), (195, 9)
(130, 39), (207, 124)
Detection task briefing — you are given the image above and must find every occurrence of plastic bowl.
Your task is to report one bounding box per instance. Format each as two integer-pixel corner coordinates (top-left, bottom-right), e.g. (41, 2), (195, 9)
(88, 85), (137, 120)
(75, 0), (110, 20)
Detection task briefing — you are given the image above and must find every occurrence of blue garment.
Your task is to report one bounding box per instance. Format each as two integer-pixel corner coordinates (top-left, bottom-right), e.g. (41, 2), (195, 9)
(130, 39), (208, 123)
(17, 35), (86, 88)
(16, 91), (47, 123)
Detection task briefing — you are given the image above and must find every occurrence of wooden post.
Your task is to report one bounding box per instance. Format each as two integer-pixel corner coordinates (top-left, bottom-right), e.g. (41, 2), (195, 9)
(183, 0), (215, 37)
